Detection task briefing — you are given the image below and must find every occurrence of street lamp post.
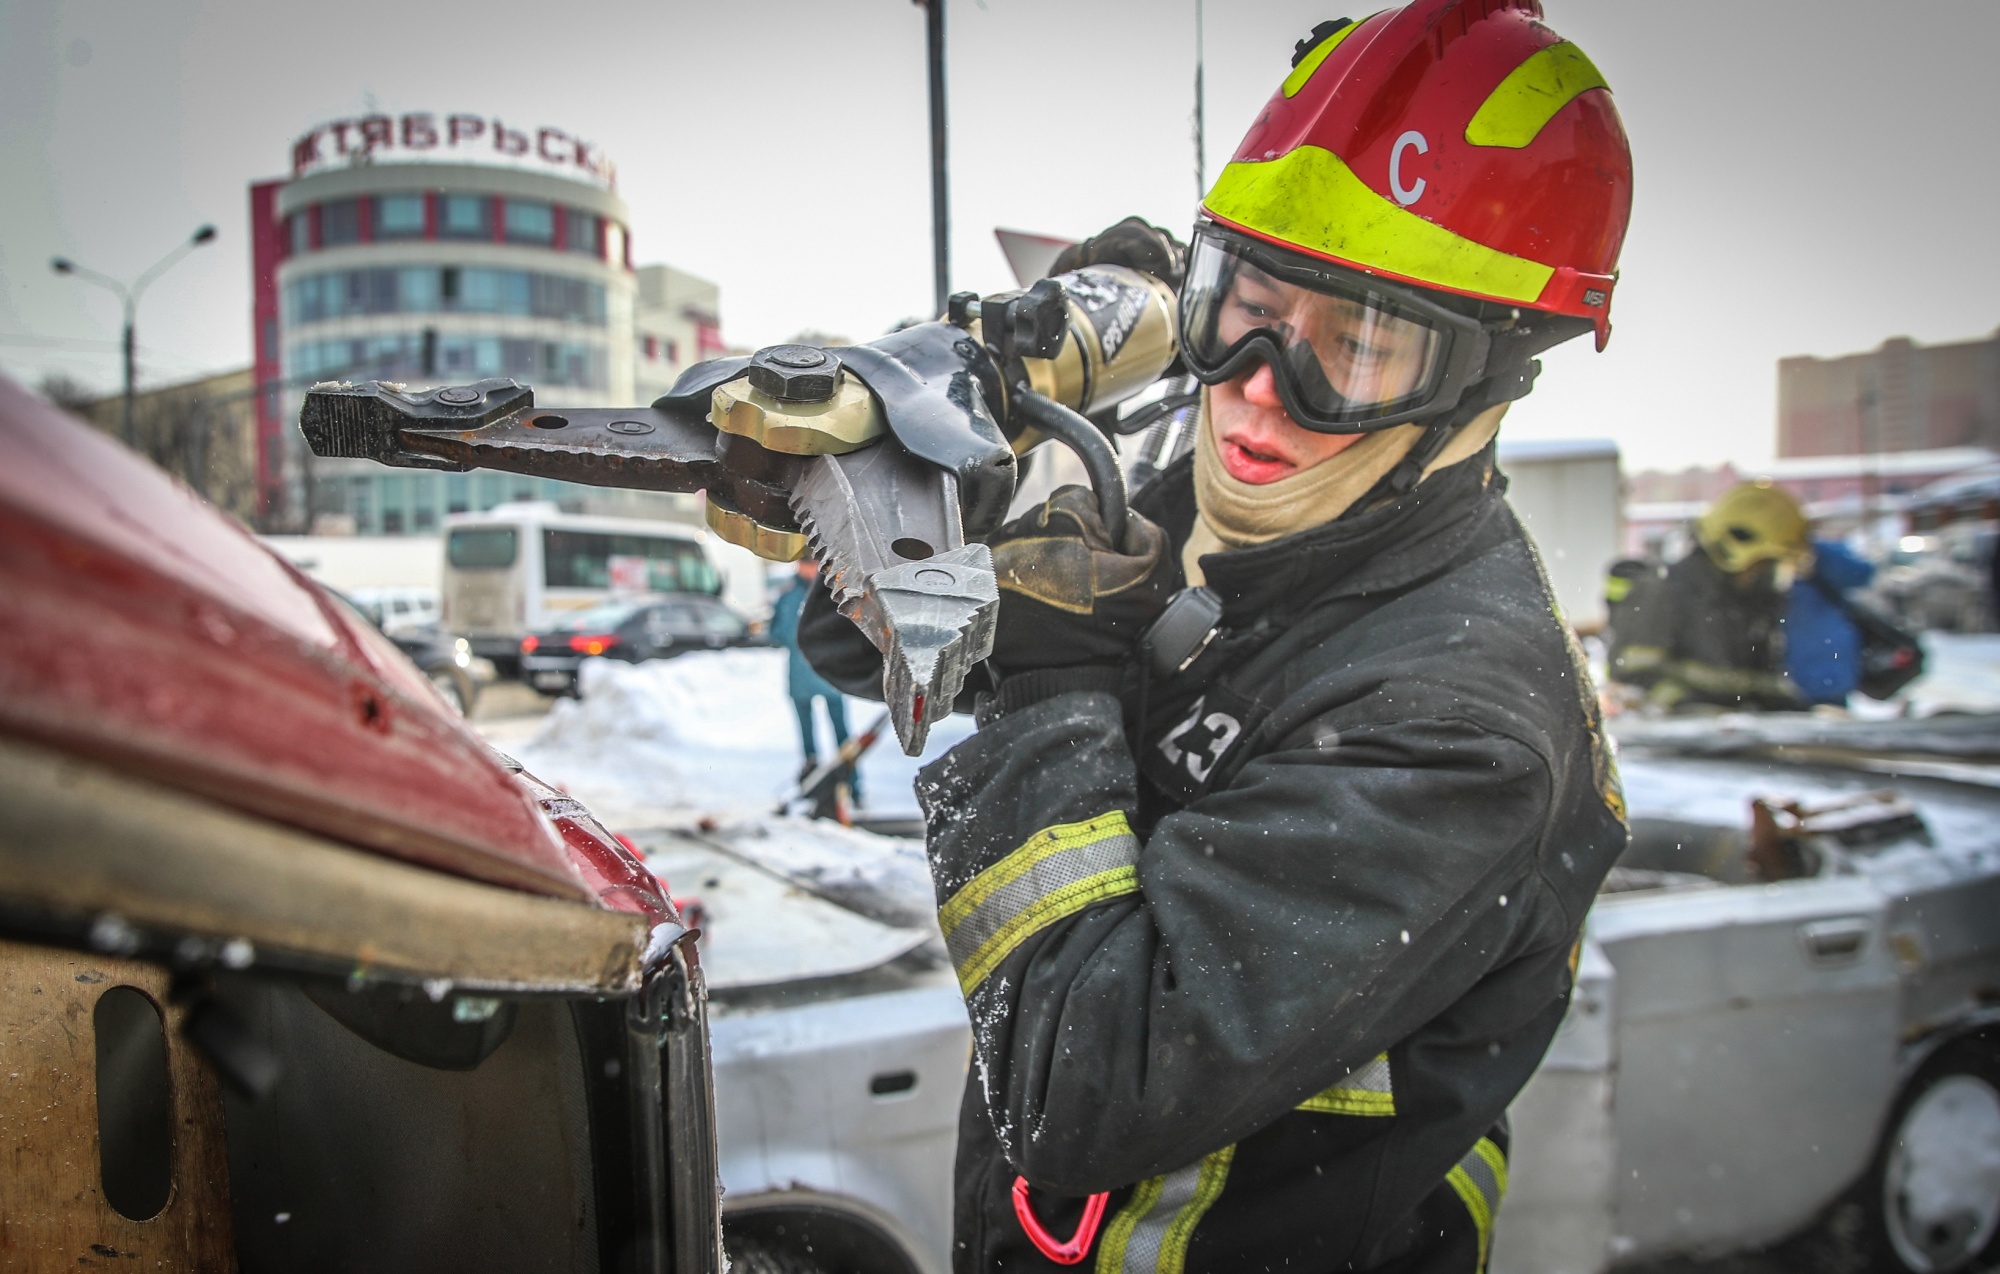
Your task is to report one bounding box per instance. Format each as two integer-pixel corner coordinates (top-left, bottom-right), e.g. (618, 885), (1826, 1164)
(51, 224), (218, 450)
(914, 0), (949, 318)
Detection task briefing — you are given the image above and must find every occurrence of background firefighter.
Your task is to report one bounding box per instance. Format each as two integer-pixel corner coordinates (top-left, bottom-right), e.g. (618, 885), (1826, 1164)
(1607, 481), (1811, 712)
(805, 2), (1633, 1268)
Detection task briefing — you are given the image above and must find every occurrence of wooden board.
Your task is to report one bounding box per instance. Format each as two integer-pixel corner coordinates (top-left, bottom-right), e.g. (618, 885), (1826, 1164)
(0, 939), (235, 1269)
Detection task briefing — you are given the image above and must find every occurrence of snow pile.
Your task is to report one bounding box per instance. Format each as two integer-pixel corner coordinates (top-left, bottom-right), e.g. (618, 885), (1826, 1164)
(536, 648), (793, 753)
(509, 648), (974, 828)
(700, 816), (940, 928)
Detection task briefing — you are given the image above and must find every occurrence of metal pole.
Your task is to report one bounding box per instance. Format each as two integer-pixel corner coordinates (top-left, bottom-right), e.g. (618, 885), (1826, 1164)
(1193, 0), (1206, 203)
(920, 0), (950, 317)
(51, 225), (214, 454)
(121, 303), (137, 450)
(1860, 380), (1880, 550)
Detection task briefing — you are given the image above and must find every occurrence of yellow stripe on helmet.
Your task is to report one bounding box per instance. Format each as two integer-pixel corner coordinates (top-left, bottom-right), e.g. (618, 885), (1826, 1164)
(1203, 146), (1555, 304)
(1280, 17), (1370, 98)
(1464, 42), (1609, 149)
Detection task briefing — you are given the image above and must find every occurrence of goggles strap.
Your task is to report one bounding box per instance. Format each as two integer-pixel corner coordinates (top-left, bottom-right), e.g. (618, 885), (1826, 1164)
(1355, 386), (1511, 511)
(1373, 422), (1458, 503)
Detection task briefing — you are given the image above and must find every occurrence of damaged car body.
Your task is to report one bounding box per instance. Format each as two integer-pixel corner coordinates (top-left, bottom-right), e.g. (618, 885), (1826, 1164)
(1495, 712), (2000, 1274)
(0, 375), (723, 1272)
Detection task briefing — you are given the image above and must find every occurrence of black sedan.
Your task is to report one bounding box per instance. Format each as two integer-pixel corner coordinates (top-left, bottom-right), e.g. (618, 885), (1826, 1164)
(327, 587), (487, 716)
(520, 595), (757, 695)
(387, 626), (486, 716)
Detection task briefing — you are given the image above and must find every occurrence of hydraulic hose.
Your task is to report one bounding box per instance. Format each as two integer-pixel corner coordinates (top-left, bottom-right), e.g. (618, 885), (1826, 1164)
(1009, 386), (1131, 552)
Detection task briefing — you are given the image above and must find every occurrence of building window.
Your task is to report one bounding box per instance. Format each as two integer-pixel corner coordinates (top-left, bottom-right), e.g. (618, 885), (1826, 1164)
(286, 267), (605, 325)
(374, 193), (425, 239)
(643, 335), (658, 360)
(319, 199), (362, 246)
(439, 194), (490, 239)
(503, 200), (555, 245)
(566, 210), (600, 254)
(289, 213), (311, 254)
(667, 339), (679, 363)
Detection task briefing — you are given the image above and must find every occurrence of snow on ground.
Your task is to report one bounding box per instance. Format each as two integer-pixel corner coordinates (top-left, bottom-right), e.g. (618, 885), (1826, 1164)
(1900, 631), (2000, 716)
(506, 648), (975, 830)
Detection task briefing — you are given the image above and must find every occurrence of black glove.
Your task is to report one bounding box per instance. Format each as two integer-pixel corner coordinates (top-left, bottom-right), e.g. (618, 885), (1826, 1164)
(984, 487), (1176, 714)
(1049, 216), (1188, 292)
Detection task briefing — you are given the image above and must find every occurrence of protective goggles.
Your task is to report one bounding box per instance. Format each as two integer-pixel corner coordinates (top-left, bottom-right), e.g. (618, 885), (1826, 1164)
(1178, 226), (1495, 433)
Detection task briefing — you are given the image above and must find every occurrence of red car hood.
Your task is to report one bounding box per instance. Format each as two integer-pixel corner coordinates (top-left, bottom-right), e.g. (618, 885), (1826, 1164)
(0, 375), (666, 920)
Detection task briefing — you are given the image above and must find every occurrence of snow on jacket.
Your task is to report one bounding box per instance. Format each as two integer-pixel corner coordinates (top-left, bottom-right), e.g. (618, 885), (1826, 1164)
(806, 448), (1628, 1272)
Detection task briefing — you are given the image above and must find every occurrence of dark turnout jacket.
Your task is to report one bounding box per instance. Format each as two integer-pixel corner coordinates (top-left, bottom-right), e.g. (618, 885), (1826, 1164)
(807, 448), (1628, 1273)
(1606, 548), (1798, 710)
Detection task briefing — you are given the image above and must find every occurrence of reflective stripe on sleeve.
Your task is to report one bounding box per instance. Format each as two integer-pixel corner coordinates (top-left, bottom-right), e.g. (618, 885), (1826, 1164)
(1094, 1144), (1235, 1274)
(938, 812), (1141, 994)
(1445, 1137), (1509, 1272)
(1296, 1052), (1395, 1116)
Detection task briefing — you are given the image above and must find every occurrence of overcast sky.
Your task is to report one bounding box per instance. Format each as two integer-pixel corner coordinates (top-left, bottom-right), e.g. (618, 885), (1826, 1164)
(3, 0), (1996, 472)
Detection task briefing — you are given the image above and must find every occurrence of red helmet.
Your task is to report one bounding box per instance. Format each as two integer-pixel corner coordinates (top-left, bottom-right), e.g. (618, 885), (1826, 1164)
(1200, 0), (1632, 350)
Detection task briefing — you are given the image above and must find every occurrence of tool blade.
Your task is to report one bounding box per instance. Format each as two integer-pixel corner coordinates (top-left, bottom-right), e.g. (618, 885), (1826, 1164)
(791, 449), (997, 754)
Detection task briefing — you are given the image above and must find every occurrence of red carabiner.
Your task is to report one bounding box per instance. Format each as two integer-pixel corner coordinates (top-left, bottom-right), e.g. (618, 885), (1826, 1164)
(1012, 1175), (1110, 1265)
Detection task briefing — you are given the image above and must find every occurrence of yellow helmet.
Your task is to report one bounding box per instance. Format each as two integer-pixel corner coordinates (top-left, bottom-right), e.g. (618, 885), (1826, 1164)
(1696, 481), (1808, 574)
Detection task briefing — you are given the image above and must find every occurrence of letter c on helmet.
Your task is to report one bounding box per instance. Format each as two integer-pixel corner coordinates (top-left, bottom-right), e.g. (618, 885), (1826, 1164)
(1389, 130), (1429, 206)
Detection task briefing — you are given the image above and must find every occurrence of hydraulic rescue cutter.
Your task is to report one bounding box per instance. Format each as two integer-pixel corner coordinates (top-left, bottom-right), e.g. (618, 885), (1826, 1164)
(301, 266), (1179, 752)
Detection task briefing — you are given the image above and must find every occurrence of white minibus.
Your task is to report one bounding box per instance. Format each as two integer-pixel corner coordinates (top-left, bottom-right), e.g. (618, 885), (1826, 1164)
(441, 503), (765, 668)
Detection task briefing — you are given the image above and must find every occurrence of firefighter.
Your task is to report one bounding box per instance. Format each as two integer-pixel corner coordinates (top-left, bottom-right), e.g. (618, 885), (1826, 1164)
(808, 2), (1632, 1267)
(1608, 482), (1810, 711)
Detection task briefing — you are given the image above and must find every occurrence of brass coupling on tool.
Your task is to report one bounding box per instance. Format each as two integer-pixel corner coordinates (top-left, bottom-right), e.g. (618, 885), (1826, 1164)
(700, 345), (887, 562)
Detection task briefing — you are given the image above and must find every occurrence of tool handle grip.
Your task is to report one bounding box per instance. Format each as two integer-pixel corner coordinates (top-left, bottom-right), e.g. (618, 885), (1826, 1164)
(1009, 388), (1132, 552)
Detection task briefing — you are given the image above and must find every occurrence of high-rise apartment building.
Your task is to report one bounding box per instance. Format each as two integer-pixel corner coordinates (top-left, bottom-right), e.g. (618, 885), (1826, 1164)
(1778, 330), (2000, 458)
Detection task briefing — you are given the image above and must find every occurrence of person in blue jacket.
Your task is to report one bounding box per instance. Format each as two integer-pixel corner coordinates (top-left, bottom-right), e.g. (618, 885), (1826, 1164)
(768, 560), (853, 787)
(1787, 538), (1876, 706)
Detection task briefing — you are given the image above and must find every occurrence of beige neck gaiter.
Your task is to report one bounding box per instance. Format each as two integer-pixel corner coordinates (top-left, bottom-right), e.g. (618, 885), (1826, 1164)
(1182, 391), (1507, 585)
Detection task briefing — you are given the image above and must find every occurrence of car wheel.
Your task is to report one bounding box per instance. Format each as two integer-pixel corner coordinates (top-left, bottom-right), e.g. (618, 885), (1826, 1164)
(1795, 1037), (2000, 1273)
(427, 668), (468, 716)
(724, 1236), (831, 1274)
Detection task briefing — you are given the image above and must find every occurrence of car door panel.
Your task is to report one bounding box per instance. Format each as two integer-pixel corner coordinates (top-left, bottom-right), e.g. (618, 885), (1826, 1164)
(1589, 875), (1900, 1261)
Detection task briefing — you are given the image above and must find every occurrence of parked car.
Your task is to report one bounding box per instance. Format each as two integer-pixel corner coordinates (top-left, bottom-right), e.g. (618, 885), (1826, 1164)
(521, 595), (758, 696)
(345, 584), (443, 635)
(0, 377), (723, 1272)
(328, 588), (491, 717)
(1873, 531), (1996, 633)
(1496, 711), (2000, 1274)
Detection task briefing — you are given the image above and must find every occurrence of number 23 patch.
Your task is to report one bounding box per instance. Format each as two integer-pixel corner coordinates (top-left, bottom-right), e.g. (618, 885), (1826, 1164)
(1143, 691), (1256, 802)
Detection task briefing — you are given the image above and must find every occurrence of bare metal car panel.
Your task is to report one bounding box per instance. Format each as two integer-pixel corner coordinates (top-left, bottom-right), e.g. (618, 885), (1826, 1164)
(1492, 716), (2000, 1271)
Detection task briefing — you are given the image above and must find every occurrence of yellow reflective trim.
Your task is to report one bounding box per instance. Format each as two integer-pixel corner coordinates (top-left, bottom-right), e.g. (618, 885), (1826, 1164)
(1446, 1165), (1493, 1269)
(1297, 1052), (1395, 1116)
(1094, 1173), (1163, 1274)
(1604, 574), (1632, 603)
(1157, 1146), (1235, 1274)
(952, 866), (1139, 994)
(1204, 147), (1555, 304)
(1474, 1137), (1510, 1195)
(1280, 19), (1367, 98)
(1298, 1088), (1395, 1116)
(1445, 1137), (1509, 1271)
(1093, 1146), (1235, 1274)
(938, 811), (1133, 935)
(1465, 42), (1610, 149)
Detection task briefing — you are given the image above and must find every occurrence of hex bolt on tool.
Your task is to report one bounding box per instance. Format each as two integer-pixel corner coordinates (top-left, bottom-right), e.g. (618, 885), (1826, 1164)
(301, 266), (1179, 754)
